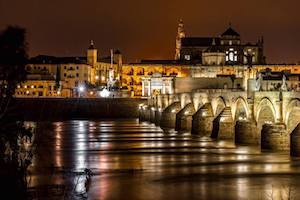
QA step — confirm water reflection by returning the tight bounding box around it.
[30,119,300,199]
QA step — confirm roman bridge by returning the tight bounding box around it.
[139,89,300,152]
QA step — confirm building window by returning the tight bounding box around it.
[64,66,67,69]
[76,73,79,77]
[76,66,79,70]
[184,55,191,60]
[229,40,232,45]
[64,73,66,77]
[226,48,238,62]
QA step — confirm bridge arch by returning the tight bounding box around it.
[285,98,300,133]
[212,96,226,116]
[233,97,249,121]
[256,97,276,126]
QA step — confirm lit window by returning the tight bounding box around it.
[229,52,234,61]
[184,55,191,60]
[226,48,238,62]
[229,40,232,45]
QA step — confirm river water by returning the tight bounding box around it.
[29,119,300,200]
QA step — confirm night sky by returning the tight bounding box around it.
[1,0,300,63]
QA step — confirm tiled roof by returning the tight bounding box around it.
[221,27,240,37]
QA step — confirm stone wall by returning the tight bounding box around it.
[8,98,146,121]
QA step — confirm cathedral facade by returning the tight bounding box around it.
[175,20,265,65]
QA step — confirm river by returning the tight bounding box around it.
[29,119,300,199]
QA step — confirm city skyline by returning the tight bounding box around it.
[1,0,300,63]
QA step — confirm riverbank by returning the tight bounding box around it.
[8,98,146,121]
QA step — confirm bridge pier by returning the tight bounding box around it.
[235,120,258,144]
[150,107,156,123]
[154,109,162,126]
[160,102,181,129]
[212,107,234,140]
[143,106,151,121]
[290,123,300,156]
[261,123,289,151]
[191,103,214,137]
[175,103,195,131]
[139,105,148,121]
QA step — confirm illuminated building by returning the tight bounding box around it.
[21,41,121,97]
[15,74,64,97]
[16,24,300,98]
[175,20,265,65]
[121,61,190,96]
[141,73,174,97]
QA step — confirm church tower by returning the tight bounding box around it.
[87,40,97,66]
[175,19,185,60]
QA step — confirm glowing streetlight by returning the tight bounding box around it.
[99,88,110,98]
[78,85,85,92]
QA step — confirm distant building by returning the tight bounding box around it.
[175,20,265,65]
[18,41,121,97]
[14,22,300,98]
[15,74,63,97]
[141,73,174,97]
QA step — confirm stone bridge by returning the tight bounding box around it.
[139,89,300,152]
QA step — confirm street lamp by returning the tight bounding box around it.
[78,85,85,97]
[99,88,110,98]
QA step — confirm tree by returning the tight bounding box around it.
[0,26,28,117]
[0,26,33,199]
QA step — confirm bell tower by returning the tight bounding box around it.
[175,19,185,60]
[87,40,97,66]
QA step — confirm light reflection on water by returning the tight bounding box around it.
[30,119,300,200]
